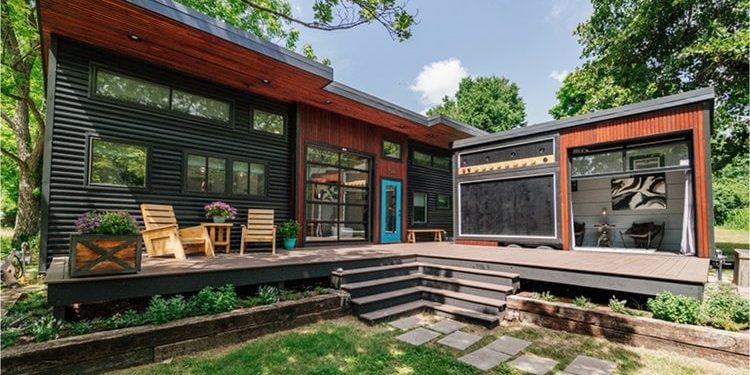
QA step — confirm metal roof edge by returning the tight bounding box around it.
[453,87,716,149]
[426,115,488,137]
[126,0,334,80]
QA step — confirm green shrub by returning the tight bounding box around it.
[724,207,750,230]
[531,291,557,302]
[1,328,22,348]
[647,292,700,324]
[31,315,60,342]
[145,295,190,324]
[67,321,93,335]
[732,297,750,325]
[107,309,148,329]
[713,177,750,227]
[699,283,750,330]
[257,285,280,304]
[608,297,645,316]
[191,285,237,315]
[574,296,595,308]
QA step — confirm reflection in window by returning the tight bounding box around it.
[413,151,432,168]
[413,192,427,223]
[570,151,622,177]
[95,70,169,109]
[571,140,690,177]
[89,139,147,187]
[383,140,401,159]
[172,90,231,122]
[433,156,451,170]
[186,154,225,193]
[253,110,285,135]
[232,161,266,196]
[437,194,451,209]
[626,142,689,170]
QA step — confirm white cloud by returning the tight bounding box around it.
[549,69,569,82]
[546,0,592,24]
[410,58,468,107]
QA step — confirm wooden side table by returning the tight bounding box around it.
[201,223,233,254]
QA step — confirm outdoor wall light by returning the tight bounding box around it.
[128,34,141,41]
[324,99,333,105]
[261,79,271,84]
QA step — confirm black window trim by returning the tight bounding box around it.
[412,149,451,171]
[88,63,236,127]
[413,191,428,224]
[182,150,268,198]
[382,139,403,161]
[85,134,151,191]
[251,108,287,137]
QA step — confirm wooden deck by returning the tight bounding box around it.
[46,242,709,316]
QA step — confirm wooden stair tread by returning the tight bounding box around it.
[350,287,422,305]
[418,286,507,307]
[418,263,520,279]
[427,302,501,323]
[419,274,514,293]
[332,261,418,276]
[340,273,421,290]
[358,300,428,322]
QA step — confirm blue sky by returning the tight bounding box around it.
[291,0,593,124]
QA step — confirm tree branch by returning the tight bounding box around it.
[240,0,369,31]
[1,146,22,166]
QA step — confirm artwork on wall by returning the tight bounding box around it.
[611,173,666,210]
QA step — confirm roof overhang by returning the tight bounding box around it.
[38,0,486,148]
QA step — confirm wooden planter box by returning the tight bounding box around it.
[69,234,142,277]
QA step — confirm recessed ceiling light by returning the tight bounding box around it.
[261,79,271,84]
[128,34,141,41]
[398,124,406,128]
[324,100,333,105]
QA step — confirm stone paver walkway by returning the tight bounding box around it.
[395,327,441,346]
[459,347,511,371]
[563,355,617,375]
[438,331,482,350]
[508,354,559,375]
[389,316,425,330]
[428,319,466,334]
[486,335,531,356]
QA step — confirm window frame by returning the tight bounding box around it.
[436,193,452,210]
[86,135,150,190]
[413,191,428,224]
[412,149,452,171]
[183,150,268,197]
[251,108,287,136]
[89,63,235,126]
[382,139,403,161]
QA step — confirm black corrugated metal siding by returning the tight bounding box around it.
[43,39,295,261]
[407,142,453,239]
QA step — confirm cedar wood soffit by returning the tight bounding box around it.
[37,0,486,149]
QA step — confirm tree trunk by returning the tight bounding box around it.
[13,165,40,244]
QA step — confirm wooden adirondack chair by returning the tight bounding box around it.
[240,209,277,255]
[140,204,215,259]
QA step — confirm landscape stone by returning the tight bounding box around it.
[389,316,425,330]
[564,355,617,375]
[438,331,482,350]
[508,354,559,375]
[458,347,511,371]
[395,328,441,346]
[428,319,467,334]
[486,335,532,356]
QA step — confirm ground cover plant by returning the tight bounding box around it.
[1,284,330,348]
[119,317,747,375]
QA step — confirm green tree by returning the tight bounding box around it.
[0,0,416,243]
[427,76,527,133]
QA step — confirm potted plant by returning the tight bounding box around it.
[279,220,300,250]
[204,201,237,223]
[69,211,142,277]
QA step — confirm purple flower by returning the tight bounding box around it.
[75,211,103,234]
[204,201,237,219]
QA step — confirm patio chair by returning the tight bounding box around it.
[240,209,277,255]
[140,204,215,259]
[574,221,585,246]
[619,221,665,249]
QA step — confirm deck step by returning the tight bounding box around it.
[350,287,422,315]
[427,302,502,327]
[343,273,513,300]
[419,263,520,287]
[332,262,420,285]
[341,274,421,298]
[419,286,506,309]
[332,261,419,276]
[358,300,428,323]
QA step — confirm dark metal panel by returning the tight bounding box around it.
[460,139,554,167]
[43,39,296,263]
[40,35,60,273]
[407,142,453,237]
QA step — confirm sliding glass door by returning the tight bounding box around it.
[305,146,371,242]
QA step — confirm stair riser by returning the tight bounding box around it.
[422,293,501,315]
[419,279,508,300]
[344,278,421,299]
[419,266,519,289]
[433,309,501,328]
[360,305,427,324]
[339,267,420,284]
[353,292,422,315]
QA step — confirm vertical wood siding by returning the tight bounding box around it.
[43,40,295,261]
[296,104,409,244]
[559,104,712,257]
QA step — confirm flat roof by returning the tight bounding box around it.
[453,87,715,149]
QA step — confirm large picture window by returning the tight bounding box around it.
[571,139,690,178]
[305,146,370,242]
[89,139,147,187]
[93,67,231,123]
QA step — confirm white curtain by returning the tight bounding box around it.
[680,171,696,256]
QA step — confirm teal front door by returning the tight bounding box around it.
[380,179,402,243]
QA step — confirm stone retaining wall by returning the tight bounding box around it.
[2,292,349,374]
[505,295,749,367]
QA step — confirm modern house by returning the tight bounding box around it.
[453,89,715,258]
[37,0,483,270]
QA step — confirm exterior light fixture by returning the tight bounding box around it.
[324,99,333,105]
[261,79,271,84]
[128,34,141,41]
[398,124,406,128]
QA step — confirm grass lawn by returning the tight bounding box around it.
[121,317,745,375]
[715,227,749,255]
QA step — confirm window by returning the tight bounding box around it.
[433,156,451,170]
[186,154,226,193]
[89,139,147,187]
[382,140,402,160]
[93,68,231,123]
[253,110,285,135]
[437,194,451,209]
[413,192,427,223]
[413,151,432,167]
[171,90,231,122]
[232,161,266,196]
[94,69,170,110]
[570,140,690,178]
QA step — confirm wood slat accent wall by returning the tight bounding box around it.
[559,104,712,258]
[296,104,409,244]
